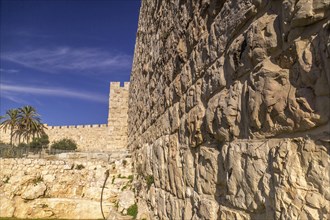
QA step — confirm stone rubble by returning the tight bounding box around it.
[0,153,134,219]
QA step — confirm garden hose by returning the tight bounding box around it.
[101,169,110,219]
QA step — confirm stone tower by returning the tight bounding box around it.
[107,82,130,150]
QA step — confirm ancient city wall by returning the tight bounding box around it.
[45,124,109,152]
[128,0,330,219]
[0,153,134,219]
[0,82,129,152]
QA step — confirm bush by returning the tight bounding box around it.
[50,138,77,151]
[0,143,26,158]
[29,134,50,151]
[127,203,138,219]
[17,143,29,148]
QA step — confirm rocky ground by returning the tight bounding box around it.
[0,152,135,219]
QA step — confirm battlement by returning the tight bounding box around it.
[46,124,108,129]
[110,81,130,90]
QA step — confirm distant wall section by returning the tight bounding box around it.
[45,124,109,152]
[0,82,130,152]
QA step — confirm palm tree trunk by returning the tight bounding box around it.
[10,127,13,147]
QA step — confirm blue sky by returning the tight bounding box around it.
[0,0,141,125]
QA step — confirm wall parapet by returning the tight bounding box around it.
[110,81,130,89]
[46,124,108,129]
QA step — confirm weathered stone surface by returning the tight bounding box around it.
[118,190,135,211]
[0,154,134,219]
[21,182,47,200]
[128,0,330,219]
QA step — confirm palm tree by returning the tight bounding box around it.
[0,109,19,146]
[17,106,45,143]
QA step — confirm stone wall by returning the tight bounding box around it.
[0,82,130,151]
[128,0,330,219]
[0,152,135,219]
[45,124,109,152]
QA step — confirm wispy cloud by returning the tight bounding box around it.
[1,47,132,74]
[0,68,20,73]
[1,83,108,103]
[8,29,108,42]
[0,91,27,104]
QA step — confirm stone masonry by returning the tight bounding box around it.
[0,82,130,152]
[128,0,330,219]
[45,124,109,152]
[108,82,130,150]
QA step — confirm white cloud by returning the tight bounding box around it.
[0,91,27,104]
[1,83,108,103]
[1,47,132,74]
[0,68,20,73]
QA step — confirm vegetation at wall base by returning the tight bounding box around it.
[127,203,138,219]
[0,134,50,158]
[29,134,50,151]
[50,138,77,151]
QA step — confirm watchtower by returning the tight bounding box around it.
[107,82,130,149]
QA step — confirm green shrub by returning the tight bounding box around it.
[127,203,138,219]
[50,138,77,151]
[17,143,29,148]
[29,134,49,150]
[0,141,10,148]
[146,175,154,190]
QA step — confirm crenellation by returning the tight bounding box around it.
[44,124,108,130]
[110,81,121,88]
[124,82,130,89]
